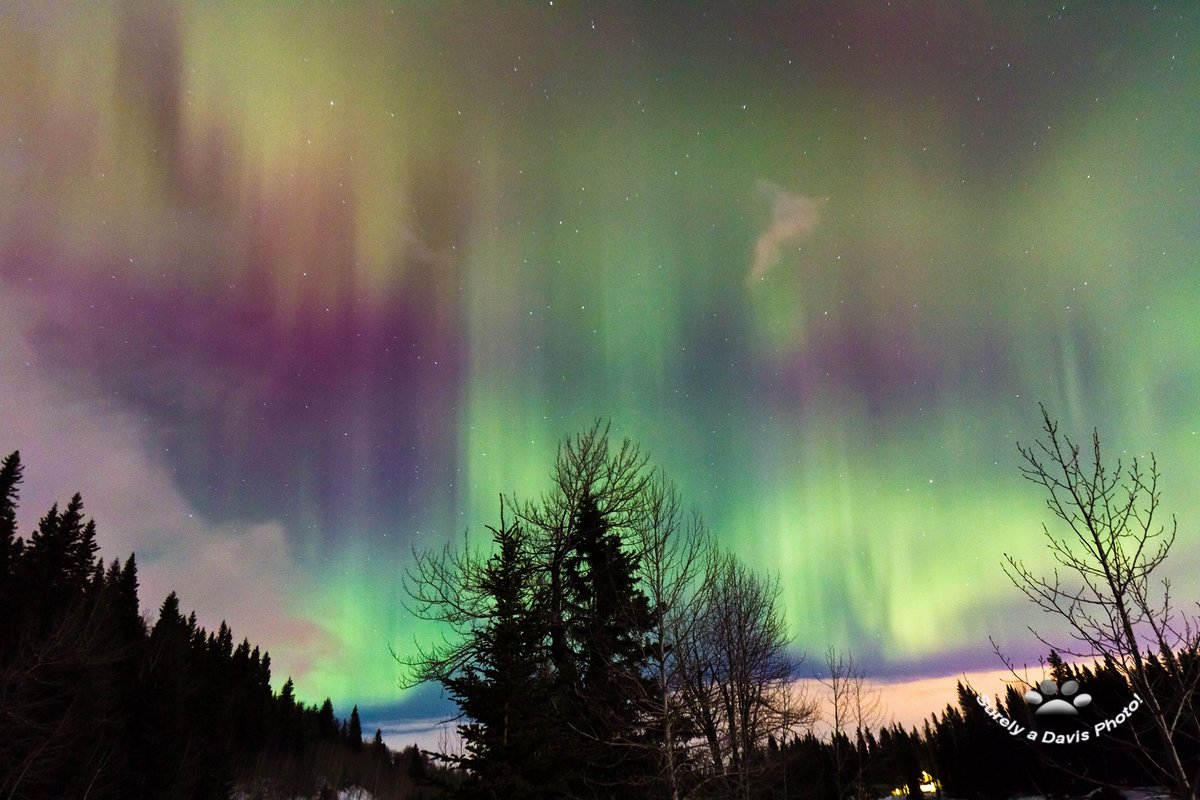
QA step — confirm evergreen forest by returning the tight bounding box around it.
[3,418,1199,799]
[0,450,441,799]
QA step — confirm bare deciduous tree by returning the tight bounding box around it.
[400,422,820,799]
[397,523,498,689]
[621,473,711,800]
[399,423,689,796]
[820,647,884,800]
[0,596,126,800]
[676,547,816,799]
[517,420,653,684]
[1005,405,1200,800]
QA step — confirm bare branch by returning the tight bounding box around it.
[1004,406,1200,800]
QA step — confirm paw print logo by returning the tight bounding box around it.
[1024,679,1092,716]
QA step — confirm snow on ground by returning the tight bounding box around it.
[334,788,375,800]
[1120,790,1174,800]
[1001,791,1172,800]
[229,787,374,800]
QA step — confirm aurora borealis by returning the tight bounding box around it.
[1,2,1198,729]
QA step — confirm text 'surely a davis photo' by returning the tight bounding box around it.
[974,678,1143,745]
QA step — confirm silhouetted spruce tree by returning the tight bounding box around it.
[781,733,835,800]
[406,425,702,796]
[442,517,558,798]
[556,491,656,794]
[1,449,408,799]
[17,494,94,632]
[895,725,926,799]
[372,728,388,760]
[924,681,1035,800]
[276,676,306,754]
[92,554,147,796]
[144,590,203,797]
[0,482,126,798]
[0,451,23,650]
[319,697,339,739]
[348,705,363,749]
[1089,656,1153,785]
[402,744,430,782]
[516,423,662,797]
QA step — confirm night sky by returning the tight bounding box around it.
[2,2,1198,730]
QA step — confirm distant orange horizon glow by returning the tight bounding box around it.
[379,665,1084,755]
[875,668,1025,730]
[800,665,1066,738]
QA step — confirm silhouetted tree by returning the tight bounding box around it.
[674,547,815,799]
[435,513,558,797]
[319,697,339,739]
[820,647,884,800]
[348,705,364,749]
[627,473,711,800]
[0,449,412,799]
[1005,406,1200,800]
[0,451,23,642]
[372,728,388,759]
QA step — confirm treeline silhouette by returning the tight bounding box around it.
[5,429,1198,800]
[768,648,1199,800]
[0,451,440,800]
[401,423,811,799]
[403,423,1199,799]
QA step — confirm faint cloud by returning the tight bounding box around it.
[369,716,461,755]
[155,520,340,682]
[0,287,337,691]
[749,180,826,283]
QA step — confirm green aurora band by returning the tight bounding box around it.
[1,3,1197,712]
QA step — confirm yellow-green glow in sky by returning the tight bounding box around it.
[1,3,1197,717]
